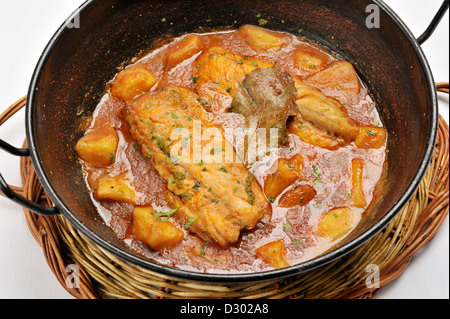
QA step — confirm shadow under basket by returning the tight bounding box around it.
[1,93,449,299]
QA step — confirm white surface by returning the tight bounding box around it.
[0,0,448,299]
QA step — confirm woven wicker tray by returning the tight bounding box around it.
[1,86,448,299]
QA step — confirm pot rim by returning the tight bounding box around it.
[24,0,438,283]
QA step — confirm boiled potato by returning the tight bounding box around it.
[132,206,184,251]
[354,126,386,149]
[96,174,137,204]
[279,184,316,208]
[264,155,303,199]
[316,208,356,240]
[293,50,326,74]
[255,239,289,269]
[238,25,287,51]
[167,34,204,67]
[351,158,367,208]
[111,66,158,100]
[75,126,118,168]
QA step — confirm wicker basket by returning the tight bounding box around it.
[1,85,448,299]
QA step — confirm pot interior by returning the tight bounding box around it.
[27,0,436,281]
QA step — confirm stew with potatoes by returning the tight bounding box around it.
[75,25,387,273]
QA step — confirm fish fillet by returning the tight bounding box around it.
[123,86,271,247]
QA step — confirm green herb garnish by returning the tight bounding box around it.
[184,218,196,229]
[258,18,268,26]
[219,166,228,173]
[152,208,177,222]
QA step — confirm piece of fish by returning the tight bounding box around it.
[293,79,359,143]
[123,86,271,248]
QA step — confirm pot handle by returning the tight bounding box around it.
[0,98,59,216]
[436,82,449,94]
[417,0,449,45]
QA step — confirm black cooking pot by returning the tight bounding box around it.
[1,0,448,283]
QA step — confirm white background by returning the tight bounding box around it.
[0,0,448,299]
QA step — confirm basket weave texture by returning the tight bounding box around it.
[1,87,448,299]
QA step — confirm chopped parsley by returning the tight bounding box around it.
[211,148,224,155]
[346,190,351,199]
[245,176,255,206]
[192,181,201,190]
[197,98,207,105]
[312,165,321,177]
[258,18,268,26]
[283,220,292,230]
[219,166,228,173]
[179,192,193,200]
[152,208,177,222]
[184,218,196,229]
[200,243,208,256]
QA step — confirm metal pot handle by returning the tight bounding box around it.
[417,0,449,45]
[0,97,59,216]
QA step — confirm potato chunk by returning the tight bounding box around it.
[293,49,327,74]
[75,126,118,168]
[354,126,387,149]
[316,208,356,240]
[351,159,367,208]
[111,66,158,100]
[279,184,316,208]
[255,239,289,269]
[96,174,137,204]
[238,25,287,51]
[167,34,204,67]
[264,155,303,199]
[132,206,184,251]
